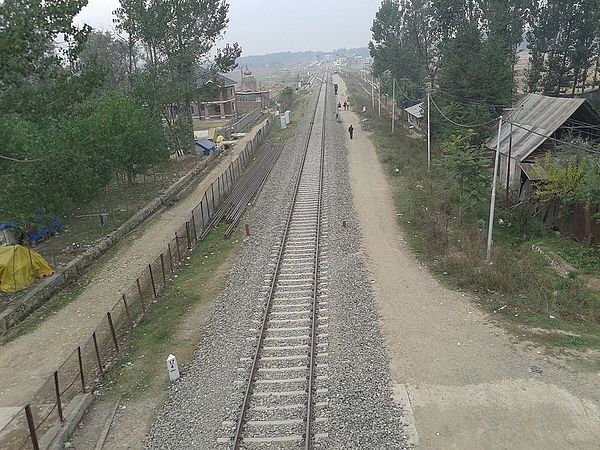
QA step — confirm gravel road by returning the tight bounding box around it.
[145,84,407,449]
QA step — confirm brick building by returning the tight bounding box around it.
[192,67,238,120]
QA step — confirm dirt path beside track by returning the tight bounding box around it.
[0,119,270,409]
[335,74,600,450]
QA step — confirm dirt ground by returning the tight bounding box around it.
[0,119,270,410]
[335,75,600,450]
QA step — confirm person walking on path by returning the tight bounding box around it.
[343,100,348,111]
[348,124,354,140]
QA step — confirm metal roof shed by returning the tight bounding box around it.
[405,102,424,129]
[487,93,600,192]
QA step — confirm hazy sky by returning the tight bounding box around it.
[75,0,382,55]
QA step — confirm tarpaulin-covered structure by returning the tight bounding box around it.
[0,245,54,293]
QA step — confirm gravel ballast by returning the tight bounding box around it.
[145,82,407,449]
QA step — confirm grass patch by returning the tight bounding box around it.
[343,71,600,349]
[102,224,241,401]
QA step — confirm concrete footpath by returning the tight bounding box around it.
[0,118,271,414]
[335,74,600,450]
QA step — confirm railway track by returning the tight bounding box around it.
[219,71,330,449]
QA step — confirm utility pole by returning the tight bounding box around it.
[378,78,381,118]
[486,116,503,263]
[391,78,396,134]
[427,91,431,171]
[504,106,523,209]
[371,74,375,110]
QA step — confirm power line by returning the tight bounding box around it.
[429,95,499,128]
[503,119,600,155]
[432,88,512,108]
[0,154,44,163]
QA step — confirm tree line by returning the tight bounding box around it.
[0,0,240,220]
[369,0,600,135]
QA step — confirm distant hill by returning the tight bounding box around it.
[236,47,370,70]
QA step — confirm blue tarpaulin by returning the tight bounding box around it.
[195,139,216,156]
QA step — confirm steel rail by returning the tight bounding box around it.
[305,69,328,450]
[231,71,327,450]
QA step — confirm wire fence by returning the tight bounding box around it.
[0,115,275,450]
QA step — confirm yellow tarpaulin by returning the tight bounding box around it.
[0,245,53,293]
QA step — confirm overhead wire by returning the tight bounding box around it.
[429,95,499,128]
[0,154,44,163]
[502,119,600,155]
[432,88,512,108]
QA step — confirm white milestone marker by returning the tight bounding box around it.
[167,354,180,382]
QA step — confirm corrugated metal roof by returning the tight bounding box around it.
[405,102,424,119]
[519,162,547,181]
[488,94,586,162]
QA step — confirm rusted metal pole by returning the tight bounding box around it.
[244,224,250,237]
[107,312,119,353]
[122,294,132,324]
[160,254,167,287]
[78,346,85,393]
[136,278,146,313]
[148,264,157,298]
[202,191,209,217]
[191,214,198,242]
[175,233,181,262]
[92,332,103,374]
[200,200,206,229]
[168,243,174,273]
[211,183,216,212]
[185,222,191,250]
[25,405,40,450]
[54,371,64,421]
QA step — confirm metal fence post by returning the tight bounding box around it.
[54,371,64,421]
[160,253,167,287]
[136,278,146,313]
[200,200,206,229]
[185,222,191,250]
[25,405,40,450]
[217,176,221,203]
[175,233,182,262]
[122,294,132,325]
[107,312,119,353]
[211,183,216,212]
[148,264,157,298]
[92,331,103,374]
[168,243,174,273]
[78,346,85,393]
[191,214,198,242]
[202,191,209,217]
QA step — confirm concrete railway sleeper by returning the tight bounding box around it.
[219,70,330,450]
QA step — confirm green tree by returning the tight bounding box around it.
[114,0,241,154]
[0,0,90,91]
[438,130,492,223]
[279,87,295,111]
[369,0,431,99]
[527,0,600,95]
[78,31,133,92]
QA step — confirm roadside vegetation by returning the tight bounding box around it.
[0,0,241,243]
[359,0,600,349]
[102,224,241,402]
[345,73,600,350]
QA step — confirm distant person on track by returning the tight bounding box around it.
[348,124,354,140]
[343,101,348,111]
[338,101,342,110]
